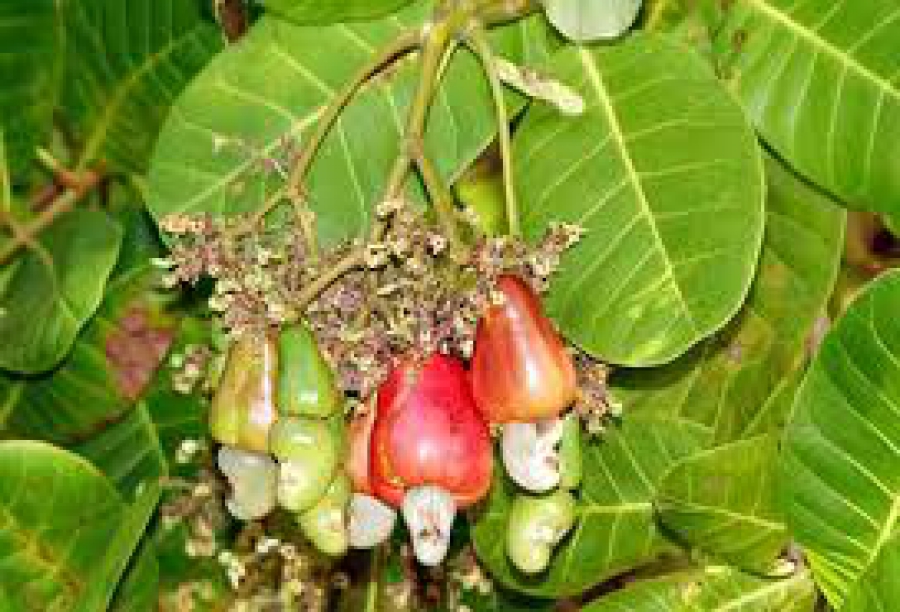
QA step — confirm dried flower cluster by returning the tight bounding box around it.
[159,202,588,399]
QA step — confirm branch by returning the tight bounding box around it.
[466,26,520,236]
[0,166,104,266]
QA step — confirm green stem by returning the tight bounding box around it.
[241,31,421,235]
[364,545,384,612]
[413,145,464,257]
[466,26,520,237]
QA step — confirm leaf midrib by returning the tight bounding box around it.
[576,48,698,336]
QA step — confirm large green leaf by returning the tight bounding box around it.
[261,0,417,24]
[657,435,788,573]
[516,34,765,367]
[1,210,177,446]
[64,0,223,172]
[76,482,161,612]
[779,269,900,607]
[473,415,707,598]
[707,0,900,215]
[0,441,151,610]
[582,566,816,611]
[612,155,845,439]
[842,535,900,612]
[147,3,548,247]
[0,209,123,374]
[0,0,65,175]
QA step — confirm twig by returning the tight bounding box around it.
[466,26,520,236]
[0,166,104,266]
[214,0,248,43]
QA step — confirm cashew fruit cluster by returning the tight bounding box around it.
[209,275,584,573]
[210,324,350,556]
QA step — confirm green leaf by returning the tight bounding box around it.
[74,316,210,495]
[842,535,900,612]
[541,0,641,42]
[778,269,900,607]
[0,209,123,374]
[707,0,900,215]
[612,155,845,439]
[261,0,417,24]
[147,3,547,247]
[1,210,178,451]
[884,213,900,240]
[656,435,788,573]
[516,34,765,367]
[64,0,223,172]
[472,415,707,598]
[582,566,816,611]
[76,481,161,612]
[0,0,65,176]
[0,441,149,610]
[110,540,160,612]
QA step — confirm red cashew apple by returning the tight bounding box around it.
[347,404,377,496]
[471,274,577,423]
[369,353,493,565]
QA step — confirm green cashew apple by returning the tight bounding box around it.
[209,333,279,454]
[269,416,340,512]
[278,323,341,418]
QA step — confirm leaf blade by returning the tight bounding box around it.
[517,35,765,366]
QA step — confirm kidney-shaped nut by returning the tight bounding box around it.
[401,485,457,567]
[298,472,352,556]
[217,446,278,520]
[348,493,397,549]
[501,417,565,493]
[506,488,576,574]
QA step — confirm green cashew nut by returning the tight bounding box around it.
[559,413,582,490]
[506,489,576,575]
[299,472,352,556]
[269,416,340,512]
[277,323,341,418]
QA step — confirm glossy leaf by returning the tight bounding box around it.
[613,155,845,440]
[147,3,549,246]
[583,566,816,611]
[657,435,788,573]
[0,441,151,610]
[261,0,417,24]
[0,213,177,446]
[0,209,123,373]
[516,35,765,366]
[110,541,160,612]
[63,0,223,172]
[779,269,900,607]
[541,0,641,42]
[77,482,161,612]
[473,415,707,597]
[842,535,900,612]
[0,0,64,175]
[707,0,900,214]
